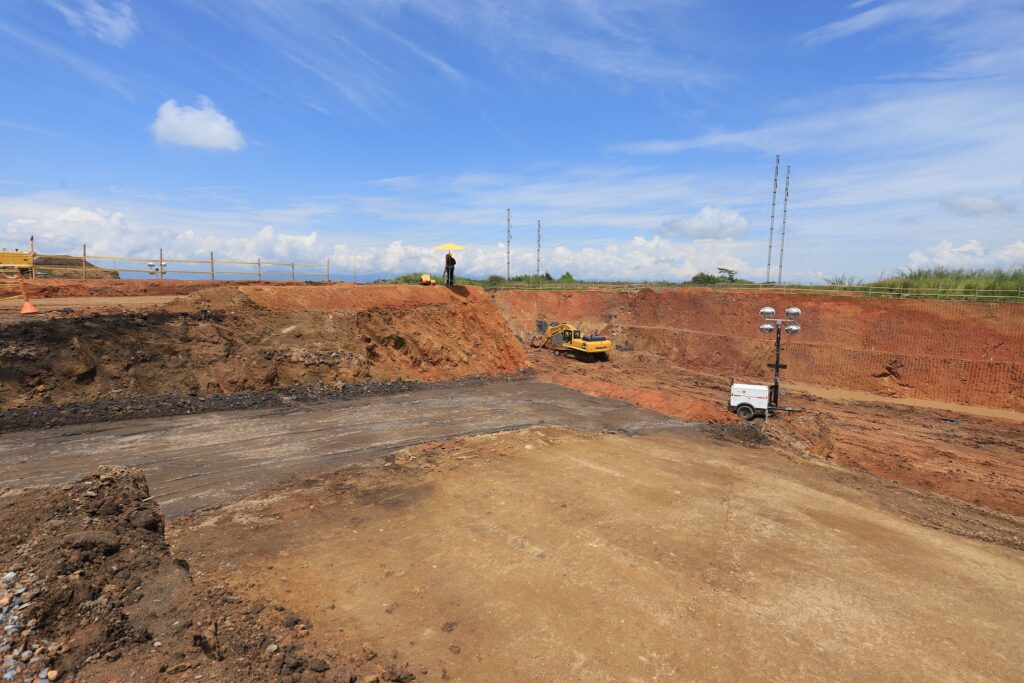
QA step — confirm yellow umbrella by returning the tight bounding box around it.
[432,243,465,251]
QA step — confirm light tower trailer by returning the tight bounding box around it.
[728,383,772,420]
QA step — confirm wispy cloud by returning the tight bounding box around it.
[797,0,972,47]
[0,18,132,98]
[48,0,138,46]
[940,193,1015,216]
[182,0,713,119]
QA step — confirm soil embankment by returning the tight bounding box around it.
[0,284,528,412]
[0,468,411,682]
[494,288,1024,411]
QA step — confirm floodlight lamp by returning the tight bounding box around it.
[784,323,801,335]
[785,307,801,319]
[759,306,776,318]
[759,323,775,334]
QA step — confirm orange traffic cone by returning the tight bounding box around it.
[19,280,40,315]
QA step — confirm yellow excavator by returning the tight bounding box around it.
[531,322,611,362]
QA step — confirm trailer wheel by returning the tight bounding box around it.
[736,404,755,421]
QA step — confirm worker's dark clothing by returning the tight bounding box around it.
[444,254,456,285]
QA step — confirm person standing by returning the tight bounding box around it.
[444,251,456,285]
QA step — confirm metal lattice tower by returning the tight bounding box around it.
[765,154,780,284]
[777,166,791,285]
[506,208,512,280]
[536,220,541,279]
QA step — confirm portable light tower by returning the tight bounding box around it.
[758,305,801,407]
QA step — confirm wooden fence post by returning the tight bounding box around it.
[159,248,164,280]
[82,244,87,279]
[326,258,331,282]
[210,252,215,281]
[29,235,36,279]
[291,262,295,281]
[257,257,262,282]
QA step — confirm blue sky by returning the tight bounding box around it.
[1,0,1023,281]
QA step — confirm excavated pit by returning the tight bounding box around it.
[2,281,1023,681]
[493,287,1024,411]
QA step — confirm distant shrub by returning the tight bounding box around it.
[824,274,864,286]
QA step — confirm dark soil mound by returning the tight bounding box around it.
[0,468,413,682]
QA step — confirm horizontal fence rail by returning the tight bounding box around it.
[12,243,332,282]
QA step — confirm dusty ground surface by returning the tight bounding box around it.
[20,278,318,299]
[0,468,413,683]
[0,382,682,517]
[167,426,1024,682]
[528,347,1024,517]
[0,296,181,318]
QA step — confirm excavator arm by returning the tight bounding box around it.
[530,323,575,348]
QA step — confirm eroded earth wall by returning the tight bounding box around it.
[494,288,1024,410]
[0,284,528,410]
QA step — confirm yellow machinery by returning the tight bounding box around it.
[531,322,611,362]
[0,249,33,277]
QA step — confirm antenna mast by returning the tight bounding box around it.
[777,166,791,285]
[506,208,511,280]
[765,154,780,284]
[536,220,541,280]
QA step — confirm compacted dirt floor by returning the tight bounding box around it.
[167,426,1024,682]
[530,348,1024,518]
[0,382,681,517]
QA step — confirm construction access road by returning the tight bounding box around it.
[0,381,682,517]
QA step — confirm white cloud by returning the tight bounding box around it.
[797,0,971,47]
[150,97,245,151]
[940,193,1014,216]
[908,239,1024,268]
[656,207,750,238]
[332,236,752,282]
[49,0,138,46]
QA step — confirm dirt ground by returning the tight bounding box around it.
[529,347,1024,517]
[0,382,682,517]
[3,283,1024,681]
[0,468,409,683]
[167,427,1024,682]
[0,296,181,318]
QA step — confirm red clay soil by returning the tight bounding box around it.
[538,374,733,423]
[494,288,1024,411]
[21,278,330,299]
[0,284,528,410]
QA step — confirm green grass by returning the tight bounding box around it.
[381,271,574,287]
[870,267,1024,294]
[379,267,1024,301]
